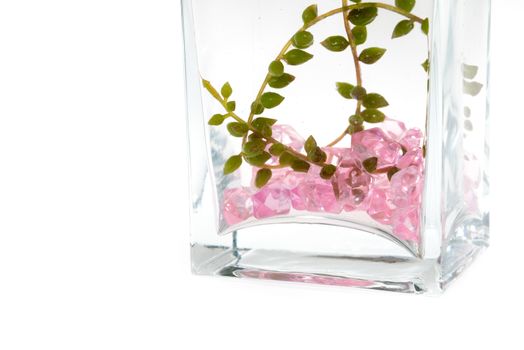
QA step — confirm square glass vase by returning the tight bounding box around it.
[182,0,491,294]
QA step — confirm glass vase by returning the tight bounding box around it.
[182,0,491,294]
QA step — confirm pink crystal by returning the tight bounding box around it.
[389,166,423,208]
[351,128,403,170]
[252,184,291,219]
[392,207,420,241]
[366,188,394,225]
[400,128,423,151]
[381,118,407,141]
[288,166,342,214]
[334,165,372,211]
[397,149,424,170]
[223,188,253,225]
[271,125,305,152]
[323,147,353,166]
[304,179,342,214]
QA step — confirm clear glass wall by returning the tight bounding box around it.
[183,0,491,293]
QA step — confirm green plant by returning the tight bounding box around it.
[203,1,429,188]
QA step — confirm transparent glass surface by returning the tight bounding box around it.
[182,0,491,293]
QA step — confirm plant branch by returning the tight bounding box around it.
[245,2,424,148]
[203,79,329,169]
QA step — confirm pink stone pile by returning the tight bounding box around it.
[222,118,425,242]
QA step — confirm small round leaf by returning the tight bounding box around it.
[361,109,386,123]
[321,36,350,52]
[348,7,378,26]
[363,93,389,108]
[320,164,337,180]
[302,4,318,24]
[224,155,242,175]
[351,86,367,100]
[268,73,295,89]
[291,159,311,173]
[268,60,284,77]
[283,49,314,66]
[359,47,387,64]
[226,122,248,137]
[392,20,414,39]
[292,31,314,49]
[208,114,225,126]
[395,0,416,12]
[336,82,355,99]
[255,168,272,188]
[352,26,367,45]
[250,101,265,115]
[221,82,232,99]
[261,92,285,109]
[362,157,378,173]
[421,18,429,35]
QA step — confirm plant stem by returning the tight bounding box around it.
[342,0,362,88]
[327,0,365,148]
[203,80,328,169]
[245,2,424,147]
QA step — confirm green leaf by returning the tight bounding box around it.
[362,157,378,173]
[304,136,317,154]
[248,133,263,142]
[352,26,367,45]
[269,143,286,156]
[307,147,327,163]
[359,47,386,64]
[250,101,265,115]
[243,139,267,157]
[202,79,222,101]
[292,31,314,49]
[291,159,311,173]
[224,155,242,175]
[252,117,276,138]
[302,4,318,24]
[320,164,337,180]
[463,81,483,96]
[351,86,367,100]
[268,74,295,89]
[321,36,350,52]
[462,64,479,80]
[347,124,364,135]
[348,7,378,26]
[226,101,236,112]
[208,114,225,126]
[278,151,297,166]
[255,168,272,188]
[244,152,272,167]
[421,58,429,72]
[348,114,364,126]
[226,122,248,137]
[421,18,429,35]
[392,20,414,38]
[363,93,389,108]
[221,82,232,99]
[260,92,285,109]
[283,49,314,66]
[395,0,416,12]
[361,108,386,123]
[252,117,277,127]
[387,167,400,181]
[336,82,355,99]
[268,60,284,77]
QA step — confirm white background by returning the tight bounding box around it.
[0,1,522,349]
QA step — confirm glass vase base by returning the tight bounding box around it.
[191,243,486,295]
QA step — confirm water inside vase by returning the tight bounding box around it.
[192,0,436,256]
